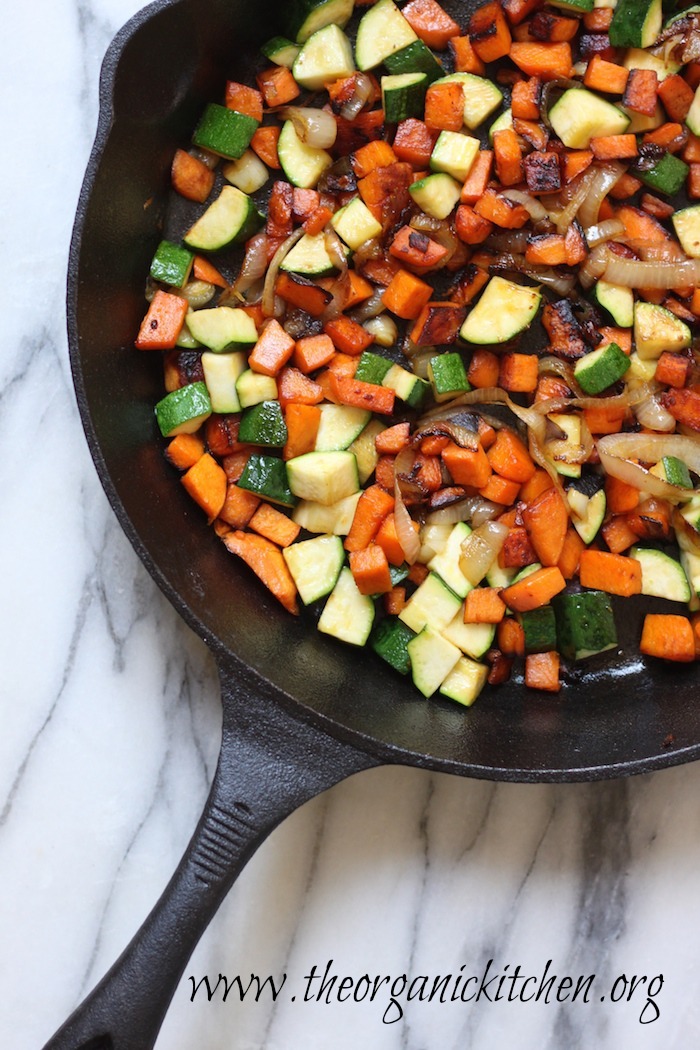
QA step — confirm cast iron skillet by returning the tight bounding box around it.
[48,0,700,1045]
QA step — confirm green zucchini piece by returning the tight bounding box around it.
[427,522,474,599]
[286,450,360,505]
[150,240,194,288]
[460,276,541,345]
[686,84,700,137]
[155,381,212,437]
[439,656,488,706]
[238,454,296,507]
[442,612,496,660]
[331,197,383,251]
[518,606,557,654]
[186,306,258,353]
[635,151,689,196]
[548,413,583,480]
[629,547,691,603]
[609,0,663,48]
[261,36,301,67]
[548,88,630,149]
[634,302,691,359]
[409,172,462,220]
[277,119,333,189]
[382,363,429,408]
[399,572,462,634]
[222,150,269,195]
[407,626,462,697]
[184,186,263,252]
[355,0,418,71]
[574,342,631,395]
[293,23,355,91]
[238,400,288,447]
[201,350,246,413]
[283,0,354,44]
[384,39,444,83]
[672,204,700,258]
[553,590,618,661]
[315,404,371,452]
[354,351,393,386]
[592,280,634,328]
[192,103,259,159]
[650,456,693,489]
[283,534,345,605]
[318,566,375,646]
[430,130,480,181]
[428,352,470,402]
[371,616,416,675]
[280,232,345,277]
[623,47,679,82]
[381,72,428,122]
[236,369,278,408]
[567,487,606,544]
[292,490,361,535]
[348,418,385,485]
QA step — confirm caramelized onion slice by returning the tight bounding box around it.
[597,433,700,504]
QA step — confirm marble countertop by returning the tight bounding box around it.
[5,2,700,1047]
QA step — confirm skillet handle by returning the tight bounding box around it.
[42,656,381,1050]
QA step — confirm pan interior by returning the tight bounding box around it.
[68,0,700,781]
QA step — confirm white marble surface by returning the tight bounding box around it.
[5,2,700,1048]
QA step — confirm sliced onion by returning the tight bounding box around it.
[547,166,598,232]
[485,230,530,253]
[603,253,700,289]
[351,287,386,322]
[232,231,269,296]
[363,314,397,347]
[459,520,509,586]
[425,495,501,526]
[339,72,374,121]
[393,447,421,564]
[634,392,677,432]
[584,218,625,247]
[179,280,216,308]
[577,162,625,228]
[261,227,305,317]
[578,243,611,288]
[278,106,337,149]
[413,418,480,451]
[501,189,547,222]
[410,350,435,380]
[597,433,700,503]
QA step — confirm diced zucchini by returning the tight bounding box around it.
[382,72,428,122]
[609,0,663,48]
[315,404,371,451]
[430,130,480,182]
[442,612,495,659]
[260,35,300,67]
[175,315,201,350]
[384,39,444,83]
[680,546,700,599]
[629,547,691,603]
[354,351,393,386]
[371,616,416,675]
[552,590,618,661]
[548,413,583,479]
[293,23,355,91]
[634,302,691,359]
[355,0,418,71]
[418,523,453,563]
[460,276,541,345]
[439,656,488,707]
[650,456,693,490]
[286,450,360,505]
[150,240,194,288]
[186,306,258,352]
[283,0,354,44]
[238,400,288,447]
[222,150,269,195]
[427,522,474,599]
[672,205,700,259]
[277,119,333,189]
[409,173,462,220]
[201,350,246,413]
[432,72,503,129]
[488,108,513,143]
[292,490,362,534]
[548,88,630,149]
[567,486,606,543]
[399,572,462,634]
[184,186,263,252]
[518,606,557,654]
[331,197,383,251]
[238,453,296,506]
[192,103,259,159]
[318,566,375,646]
[592,280,634,328]
[428,352,470,402]
[407,626,462,698]
[236,369,278,408]
[280,232,346,277]
[155,381,212,437]
[283,534,345,605]
[348,418,385,484]
[687,83,700,137]
[574,342,630,395]
[382,363,429,407]
[623,47,679,82]
[636,152,689,196]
